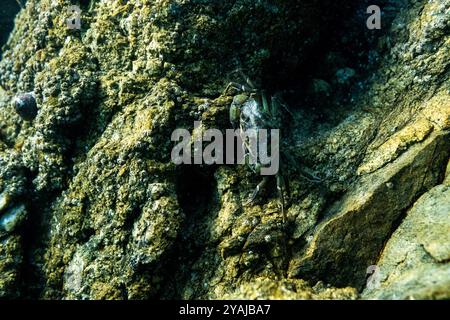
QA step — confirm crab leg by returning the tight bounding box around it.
[235,69,257,90]
[271,95,294,117]
[244,177,269,206]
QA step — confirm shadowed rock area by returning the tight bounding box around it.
[0,0,448,299]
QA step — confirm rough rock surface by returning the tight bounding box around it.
[0,0,448,299]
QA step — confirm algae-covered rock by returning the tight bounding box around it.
[0,0,448,299]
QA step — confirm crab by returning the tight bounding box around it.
[224,76,292,222]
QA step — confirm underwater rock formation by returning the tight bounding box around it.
[0,0,448,299]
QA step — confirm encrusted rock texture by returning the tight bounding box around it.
[0,0,448,299]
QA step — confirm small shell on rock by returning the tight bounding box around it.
[14,92,38,121]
